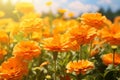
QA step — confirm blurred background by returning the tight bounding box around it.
[0,0,120,21]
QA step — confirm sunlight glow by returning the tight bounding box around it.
[2,0,33,4]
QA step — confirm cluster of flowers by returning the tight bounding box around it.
[0,2,120,80]
[0,41,41,80]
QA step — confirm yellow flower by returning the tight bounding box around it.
[0,18,13,26]
[0,30,9,44]
[68,12,74,18]
[46,1,52,6]
[0,11,5,17]
[21,12,41,20]
[15,2,34,14]
[20,18,43,35]
[58,8,67,14]
[52,19,68,34]
[31,32,42,42]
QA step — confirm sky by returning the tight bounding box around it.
[2,0,120,17]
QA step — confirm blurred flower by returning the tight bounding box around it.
[0,49,7,60]
[100,24,120,45]
[21,12,41,20]
[90,49,99,57]
[81,13,106,29]
[53,19,68,34]
[104,18,112,27]
[68,12,74,18]
[0,11,5,18]
[4,21,18,33]
[68,25,97,45]
[0,57,28,80]
[42,27,52,38]
[102,53,120,66]
[114,16,120,25]
[20,18,43,36]
[66,60,94,75]
[9,23,21,42]
[31,32,42,42]
[0,30,9,44]
[13,41,41,61]
[42,17,52,38]
[58,8,67,14]
[66,19,79,29]
[15,2,34,14]
[0,18,13,27]
[46,1,52,6]
[46,75,51,79]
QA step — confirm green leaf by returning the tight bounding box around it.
[104,71,117,80]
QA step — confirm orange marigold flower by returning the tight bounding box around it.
[42,34,68,52]
[114,16,120,25]
[102,53,120,66]
[13,41,41,61]
[20,18,43,35]
[0,57,28,80]
[0,30,9,44]
[66,60,94,75]
[68,25,97,45]
[81,13,106,29]
[100,24,120,45]
[0,49,7,60]
[15,2,34,14]
[42,33,78,52]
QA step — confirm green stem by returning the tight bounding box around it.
[49,10,53,35]
[53,52,58,80]
[111,45,117,67]
[89,40,93,59]
[54,58,57,80]
[76,74,82,80]
[79,45,82,60]
[113,49,115,67]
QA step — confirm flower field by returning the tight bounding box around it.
[0,1,120,80]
